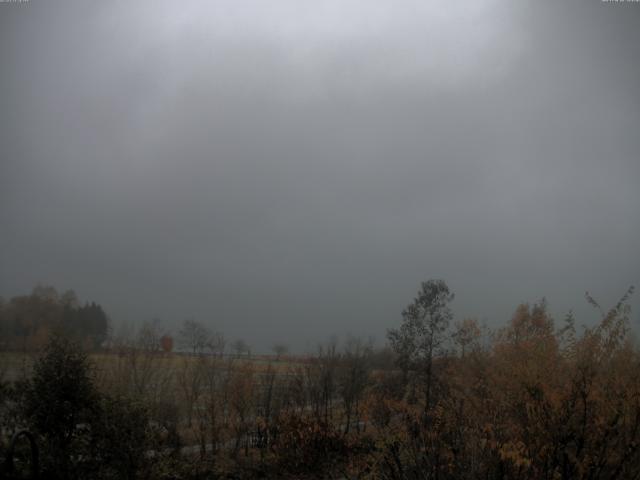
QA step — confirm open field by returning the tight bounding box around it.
[0,350,306,383]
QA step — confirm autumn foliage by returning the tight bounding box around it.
[367,286,639,480]
[0,286,108,351]
[1,282,638,480]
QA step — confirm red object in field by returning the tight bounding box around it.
[160,334,173,353]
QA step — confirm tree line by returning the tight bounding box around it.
[0,280,638,479]
[0,285,109,351]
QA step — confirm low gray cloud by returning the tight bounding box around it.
[1,0,638,351]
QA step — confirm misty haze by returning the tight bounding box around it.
[1,1,639,479]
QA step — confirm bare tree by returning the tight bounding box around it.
[387,279,454,412]
[451,318,481,358]
[228,362,255,458]
[186,332,227,456]
[339,336,373,434]
[179,318,212,354]
[305,338,340,426]
[177,354,204,428]
[256,364,280,456]
[117,320,173,407]
[272,343,289,360]
[232,339,251,358]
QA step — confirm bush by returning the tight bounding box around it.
[18,336,99,478]
[16,335,159,480]
[90,395,158,480]
[270,413,348,475]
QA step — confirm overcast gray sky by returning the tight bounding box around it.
[1,0,639,352]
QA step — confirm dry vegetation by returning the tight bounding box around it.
[1,281,639,479]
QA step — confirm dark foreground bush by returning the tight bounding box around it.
[269,413,349,475]
[13,336,160,480]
